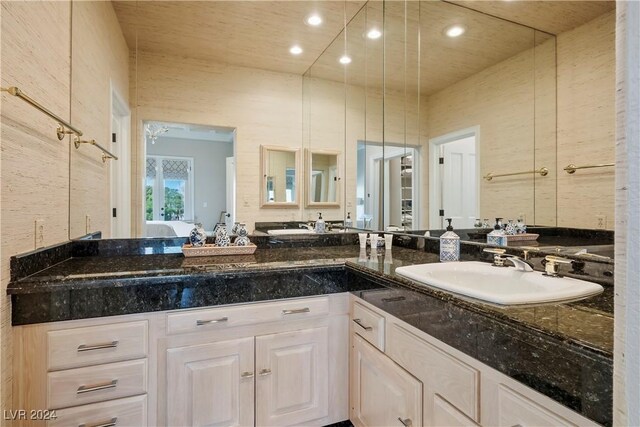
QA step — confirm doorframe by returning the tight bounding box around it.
[428,126,480,229]
[110,83,131,238]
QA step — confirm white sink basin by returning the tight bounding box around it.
[395,261,603,306]
[267,229,315,235]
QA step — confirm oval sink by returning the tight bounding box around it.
[395,261,603,306]
[267,229,315,235]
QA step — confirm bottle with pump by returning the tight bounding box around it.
[345,212,353,229]
[314,212,326,234]
[487,217,508,246]
[440,218,460,262]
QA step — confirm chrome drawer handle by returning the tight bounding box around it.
[282,307,310,315]
[398,417,412,427]
[77,341,119,352]
[353,318,373,331]
[241,371,254,379]
[258,368,272,376]
[77,379,118,394]
[196,317,228,326]
[79,417,118,427]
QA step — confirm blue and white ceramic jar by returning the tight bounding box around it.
[189,224,207,247]
[236,223,248,237]
[215,225,231,247]
[235,236,251,246]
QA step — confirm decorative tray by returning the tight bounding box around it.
[182,243,258,257]
[505,233,539,242]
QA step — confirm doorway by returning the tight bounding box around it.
[110,86,131,238]
[429,127,480,229]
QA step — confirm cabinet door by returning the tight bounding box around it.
[166,337,254,427]
[255,326,329,426]
[351,334,422,427]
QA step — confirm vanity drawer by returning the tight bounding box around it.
[47,321,148,371]
[352,301,385,351]
[167,297,330,335]
[496,384,576,427]
[47,359,147,410]
[47,394,147,427]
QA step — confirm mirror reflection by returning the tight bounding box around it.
[144,121,235,237]
[262,146,299,207]
[308,151,340,205]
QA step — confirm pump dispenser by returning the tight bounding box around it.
[440,218,460,262]
[487,217,508,246]
[314,212,326,234]
[345,212,353,229]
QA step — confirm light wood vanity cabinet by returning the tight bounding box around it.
[12,294,349,427]
[350,297,599,427]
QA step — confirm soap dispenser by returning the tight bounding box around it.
[487,217,508,246]
[315,212,326,234]
[440,218,460,262]
[345,212,353,229]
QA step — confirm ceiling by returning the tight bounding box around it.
[447,0,615,35]
[112,1,366,76]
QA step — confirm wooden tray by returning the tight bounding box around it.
[505,233,539,242]
[182,243,257,257]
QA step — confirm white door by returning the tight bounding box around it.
[166,337,254,427]
[255,327,329,426]
[110,90,131,238]
[351,334,423,427]
[431,132,478,229]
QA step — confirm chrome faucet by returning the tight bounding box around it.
[483,248,534,272]
[299,222,314,231]
[543,255,573,277]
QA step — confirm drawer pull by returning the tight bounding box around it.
[282,307,310,315]
[77,379,118,394]
[258,368,272,376]
[79,417,118,427]
[398,417,412,427]
[353,318,373,331]
[77,341,119,352]
[241,371,254,379]
[196,317,229,326]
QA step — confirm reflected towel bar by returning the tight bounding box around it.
[1,86,82,139]
[483,167,548,181]
[564,163,614,174]
[74,139,118,162]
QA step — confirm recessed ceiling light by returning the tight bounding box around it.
[445,25,466,38]
[339,55,352,65]
[290,45,303,55]
[306,14,322,26]
[367,28,382,39]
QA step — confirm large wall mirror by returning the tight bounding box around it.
[68,1,614,255]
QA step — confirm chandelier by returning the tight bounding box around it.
[145,123,169,144]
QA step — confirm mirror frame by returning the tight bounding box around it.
[260,145,301,208]
[306,148,342,208]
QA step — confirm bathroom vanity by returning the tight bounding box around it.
[7,238,612,427]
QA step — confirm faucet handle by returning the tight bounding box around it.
[544,255,572,277]
[484,248,507,267]
[483,248,506,255]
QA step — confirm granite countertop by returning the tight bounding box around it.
[8,245,613,357]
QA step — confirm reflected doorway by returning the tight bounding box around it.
[143,121,235,237]
[429,127,479,229]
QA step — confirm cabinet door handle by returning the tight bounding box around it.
[282,307,310,315]
[196,317,228,326]
[353,318,373,331]
[77,341,119,352]
[79,417,118,427]
[241,371,254,379]
[398,417,412,427]
[382,296,406,302]
[77,379,118,394]
[258,368,272,376]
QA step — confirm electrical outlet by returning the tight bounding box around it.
[85,215,91,233]
[35,219,44,248]
[596,215,607,230]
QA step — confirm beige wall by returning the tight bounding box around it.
[0,0,128,410]
[557,11,615,230]
[131,51,305,234]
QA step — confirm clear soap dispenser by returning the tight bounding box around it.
[440,218,460,262]
[314,212,326,234]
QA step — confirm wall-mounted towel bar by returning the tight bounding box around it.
[483,167,548,181]
[1,85,117,162]
[564,163,614,174]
